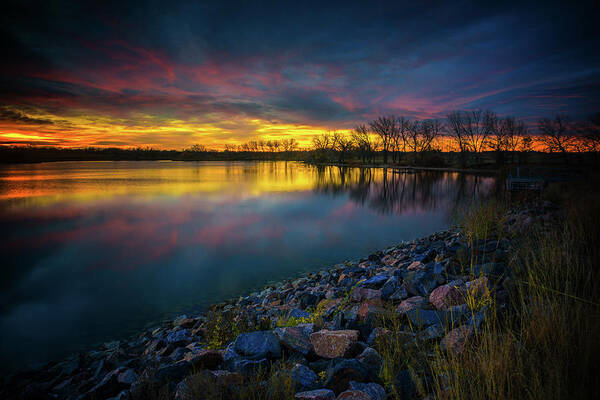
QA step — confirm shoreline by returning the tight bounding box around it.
[2,201,553,400]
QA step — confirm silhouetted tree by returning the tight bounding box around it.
[332,132,354,163]
[369,116,397,164]
[538,115,574,164]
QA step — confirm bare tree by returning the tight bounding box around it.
[369,116,398,164]
[281,138,298,152]
[421,119,442,152]
[332,132,355,163]
[224,144,236,152]
[351,124,374,163]
[446,111,469,167]
[538,115,574,164]
[188,144,207,152]
[395,116,410,163]
[580,112,600,154]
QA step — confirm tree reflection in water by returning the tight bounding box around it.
[313,165,501,216]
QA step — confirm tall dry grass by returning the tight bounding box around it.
[378,179,600,399]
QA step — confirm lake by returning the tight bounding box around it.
[0,161,498,372]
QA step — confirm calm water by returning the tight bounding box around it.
[0,161,497,371]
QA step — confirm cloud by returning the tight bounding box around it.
[0,0,598,147]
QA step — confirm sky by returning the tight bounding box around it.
[1,0,599,149]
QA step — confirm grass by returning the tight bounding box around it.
[376,178,600,399]
[203,307,271,350]
[178,361,295,400]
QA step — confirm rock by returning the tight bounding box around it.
[184,349,223,369]
[389,286,408,301]
[291,363,319,391]
[407,261,425,271]
[405,308,446,328]
[441,325,474,354]
[380,277,398,300]
[289,308,312,319]
[351,288,382,303]
[155,360,192,382]
[166,329,191,345]
[228,358,270,375]
[396,296,428,313]
[274,325,315,356]
[356,304,390,323]
[117,368,138,385]
[310,330,359,359]
[87,368,132,398]
[295,389,336,400]
[347,381,386,400]
[325,358,371,394]
[366,328,390,346]
[233,331,282,360]
[337,391,372,399]
[429,281,466,310]
[401,270,437,296]
[418,324,444,341]
[360,275,388,289]
[299,292,322,309]
[356,347,382,373]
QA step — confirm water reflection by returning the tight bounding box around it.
[0,161,497,372]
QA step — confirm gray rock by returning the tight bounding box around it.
[295,389,336,400]
[291,363,319,391]
[405,308,446,328]
[325,358,371,394]
[380,277,398,300]
[166,329,191,345]
[348,381,386,400]
[360,275,388,289]
[155,360,191,382]
[233,331,282,360]
[274,326,314,356]
[356,347,382,374]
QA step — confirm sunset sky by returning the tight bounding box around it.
[1,0,599,149]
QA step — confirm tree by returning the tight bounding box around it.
[446,111,469,167]
[369,116,397,164]
[332,132,355,163]
[421,119,442,153]
[446,110,492,166]
[188,144,207,152]
[281,138,298,152]
[224,144,236,152]
[538,115,574,164]
[351,124,374,163]
[580,112,600,154]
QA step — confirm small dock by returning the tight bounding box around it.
[508,167,546,192]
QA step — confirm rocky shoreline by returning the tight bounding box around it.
[1,202,559,400]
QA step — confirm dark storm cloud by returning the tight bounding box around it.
[1,0,599,145]
[0,108,53,125]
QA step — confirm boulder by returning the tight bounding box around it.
[380,277,398,300]
[166,329,191,345]
[347,381,386,400]
[351,288,382,304]
[184,349,223,369]
[324,358,371,394]
[356,347,382,374]
[337,391,371,399]
[233,331,282,360]
[155,360,192,382]
[441,325,474,354]
[360,275,388,289]
[405,309,446,328]
[396,296,428,313]
[291,363,319,391]
[429,281,466,310]
[310,330,359,359]
[295,389,336,400]
[274,325,314,356]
